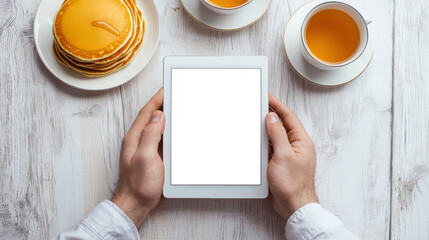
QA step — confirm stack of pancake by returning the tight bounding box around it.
[53,0,144,77]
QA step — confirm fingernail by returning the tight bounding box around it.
[268,112,278,123]
[150,111,162,122]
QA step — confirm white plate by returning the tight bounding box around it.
[34,0,160,90]
[181,0,271,31]
[284,0,373,87]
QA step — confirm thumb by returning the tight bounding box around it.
[138,110,165,159]
[265,112,294,157]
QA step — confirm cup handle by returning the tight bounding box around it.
[365,17,373,25]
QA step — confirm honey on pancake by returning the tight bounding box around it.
[91,20,121,37]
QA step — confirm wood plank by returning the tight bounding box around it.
[0,0,125,238]
[391,0,429,239]
[282,0,393,238]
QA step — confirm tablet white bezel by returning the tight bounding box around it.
[163,56,269,199]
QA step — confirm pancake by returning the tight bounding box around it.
[54,0,142,67]
[54,0,133,61]
[52,0,145,77]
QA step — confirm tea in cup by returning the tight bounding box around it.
[301,2,371,70]
[201,0,252,14]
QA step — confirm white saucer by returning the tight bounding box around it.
[181,0,271,31]
[34,0,160,90]
[283,0,373,87]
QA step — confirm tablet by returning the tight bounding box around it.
[163,56,268,198]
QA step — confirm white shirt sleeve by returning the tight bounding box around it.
[55,200,140,240]
[285,203,359,240]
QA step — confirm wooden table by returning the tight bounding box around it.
[1,0,428,239]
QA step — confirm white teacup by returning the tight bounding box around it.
[300,1,371,70]
[200,0,252,14]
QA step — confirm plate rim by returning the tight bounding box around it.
[283,0,374,87]
[33,0,160,91]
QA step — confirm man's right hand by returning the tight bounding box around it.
[265,94,319,221]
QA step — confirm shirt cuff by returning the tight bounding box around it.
[285,203,343,240]
[81,200,140,240]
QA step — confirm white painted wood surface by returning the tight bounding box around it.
[391,0,429,239]
[0,0,427,239]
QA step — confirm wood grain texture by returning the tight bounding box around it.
[277,0,393,239]
[0,0,124,238]
[0,0,424,239]
[391,0,429,239]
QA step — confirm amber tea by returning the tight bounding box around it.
[305,9,361,64]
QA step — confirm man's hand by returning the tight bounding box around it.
[112,88,165,228]
[266,94,318,221]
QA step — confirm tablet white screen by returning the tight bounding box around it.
[171,69,261,185]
